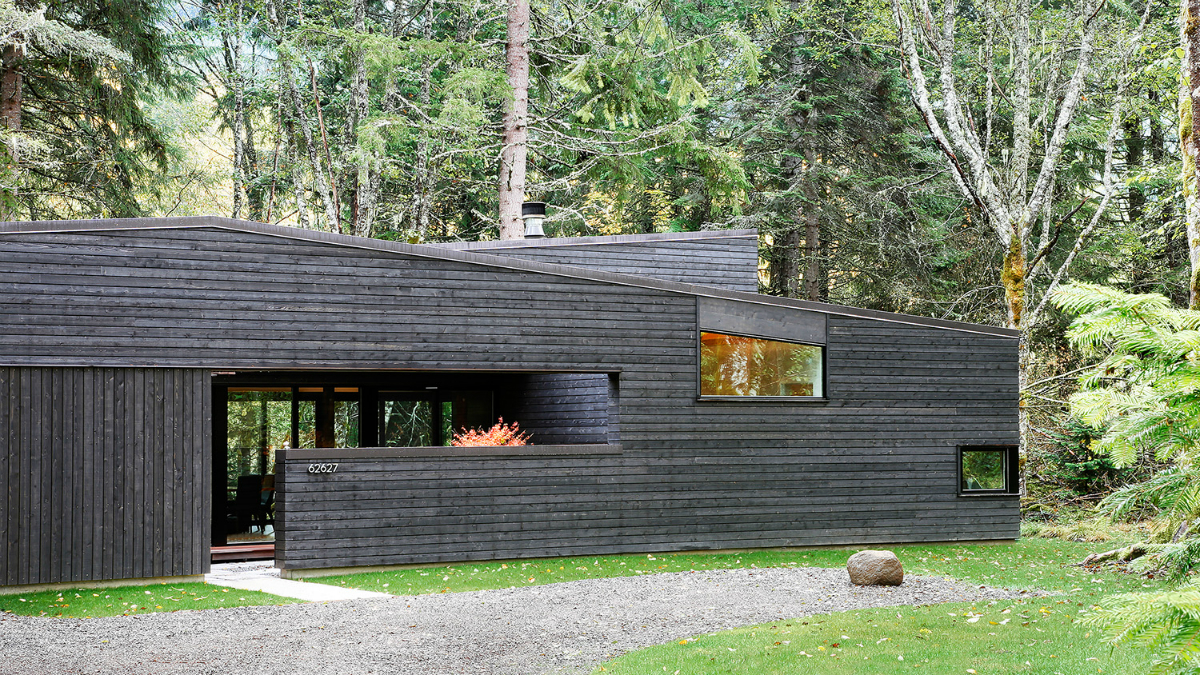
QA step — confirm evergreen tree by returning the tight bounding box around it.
[7,0,181,219]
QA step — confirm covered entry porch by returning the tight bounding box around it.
[211,370,619,560]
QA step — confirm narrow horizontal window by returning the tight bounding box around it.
[699,331,823,397]
[959,445,1019,495]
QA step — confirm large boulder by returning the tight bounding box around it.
[847,549,904,586]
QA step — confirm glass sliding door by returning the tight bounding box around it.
[379,393,436,446]
[377,390,494,446]
[225,388,290,543]
[333,388,360,448]
[294,386,361,448]
[295,387,320,449]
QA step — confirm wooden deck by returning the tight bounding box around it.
[211,544,275,562]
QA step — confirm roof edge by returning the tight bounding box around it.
[429,229,759,251]
[0,216,1020,339]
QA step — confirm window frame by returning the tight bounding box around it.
[957,444,1020,497]
[695,328,828,402]
[377,390,442,447]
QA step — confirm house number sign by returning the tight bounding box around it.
[307,463,339,474]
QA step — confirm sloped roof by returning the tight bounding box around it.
[0,216,1019,338]
[428,228,758,250]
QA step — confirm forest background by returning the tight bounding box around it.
[3,0,1194,515]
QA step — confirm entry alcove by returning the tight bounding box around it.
[211,370,620,555]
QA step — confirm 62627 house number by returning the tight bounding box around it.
[307,463,338,474]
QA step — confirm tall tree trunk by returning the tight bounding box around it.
[267,0,338,231]
[1149,90,1187,302]
[1125,113,1148,286]
[497,0,530,239]
[221,7,262,222]
[0,43,23,221]
[1125,115,1146,223]
[1004,232,1029,495]
[293,74,339,231]
[225,2,245,220]
[243,106,263,221]
[802,150,822,302]
[1183,0,1200,308]
[273,61,309,229]
[1,44,22,133]
[348,0,374,238]
[308,62,342,232]
[768,228,801,297]
[410,64,434,237]
[287,119,309,229]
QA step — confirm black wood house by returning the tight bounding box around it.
[0,217,1020,589]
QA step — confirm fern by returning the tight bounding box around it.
[1087,583,1200,673]
[1058,285,1200,669]
[1156,541,1200,581]
[1053,284,1200,470]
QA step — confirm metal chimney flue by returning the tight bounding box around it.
[521,201,546,238]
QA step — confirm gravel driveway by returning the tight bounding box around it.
[0,567,1030,674]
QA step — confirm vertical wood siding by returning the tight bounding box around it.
[0,367,210,586]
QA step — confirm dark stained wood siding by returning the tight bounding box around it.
[0,228,699,369]
[0,224,1018,575]
[275,445,626,569]
[499,374,611,445]
[433,234,761,293]
[0,367,210,586]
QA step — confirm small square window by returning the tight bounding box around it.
[958,445,1019,496]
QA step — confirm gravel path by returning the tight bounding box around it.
[0,568,1032,674]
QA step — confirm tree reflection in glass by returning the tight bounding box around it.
[961,450,1006,490]
[380,399,434,447]
[700,332,823,397]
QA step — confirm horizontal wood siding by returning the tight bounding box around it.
[500,374,610,445]
[437,236,761,293]
[0,367,210,586]
[0,226,1018,572]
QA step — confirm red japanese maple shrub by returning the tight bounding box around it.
[450,418,531,447]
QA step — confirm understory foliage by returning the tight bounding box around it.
[1054,284,1200,537]
[1040,417,1126,494]
[1055,283,1200,670]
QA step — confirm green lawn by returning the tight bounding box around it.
[592,599,1138,674]
[305,538,1165,674]
[307,538,1157,597]
[0,582,301,618]
[591,539,1168,675]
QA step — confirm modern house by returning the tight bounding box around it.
[0,217,1020,590]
